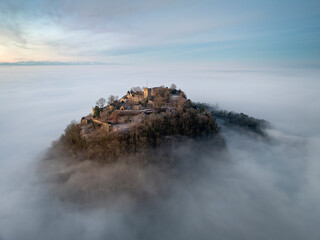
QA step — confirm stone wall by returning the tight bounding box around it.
[92,119,113,132]
[144,88,151,98]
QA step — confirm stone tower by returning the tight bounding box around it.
[144,88,151,99]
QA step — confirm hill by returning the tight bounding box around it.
[49,86,224,165]
[42,85,269,204]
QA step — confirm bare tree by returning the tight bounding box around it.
[108,95,116,104]
[170,83,177,90]
[131,86,142,93]
[96,97,106,108]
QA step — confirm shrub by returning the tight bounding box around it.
[93,106,101,118]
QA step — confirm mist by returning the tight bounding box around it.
[0,65,319,240]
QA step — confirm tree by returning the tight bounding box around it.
[63,121,85,150]
[154,87,171,108]
[170,83,177,90]
[96,97,106,108]
[170,83,177,94]
[130,86,142,93]
[93,106,101,118]
[108,95,116,104]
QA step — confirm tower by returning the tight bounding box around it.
[144,88,151,99]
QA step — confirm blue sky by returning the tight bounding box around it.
[0,0,319,67]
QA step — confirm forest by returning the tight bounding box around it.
[51,106,223,164]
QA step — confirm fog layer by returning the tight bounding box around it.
[0,66,319,240]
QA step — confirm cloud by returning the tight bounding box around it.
[0,61,111,66]
[0,66,319,239]
[2,0,319,64]
[2,124,320,240]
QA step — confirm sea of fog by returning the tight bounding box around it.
[0,65,319,240]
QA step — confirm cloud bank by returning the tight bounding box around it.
[1,125,319,240]
[0,66,319,240]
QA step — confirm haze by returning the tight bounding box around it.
[0,66,319,240]
[1,0,320,239]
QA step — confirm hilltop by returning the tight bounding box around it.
[81,86,192,135]
[50,85,224,165]
[43,85,268,203]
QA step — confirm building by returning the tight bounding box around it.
[144,87,156,99]
[92,118,113,132]
[81,117,92,124]
[144,88,151,98]
[122,91,144,103]
[120,96,128,103]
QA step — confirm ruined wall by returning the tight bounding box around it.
[144,88,151,98]
[92,118,113,132]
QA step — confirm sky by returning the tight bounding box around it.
[0,0,320,67]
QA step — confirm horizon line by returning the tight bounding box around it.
[0,61,115,66]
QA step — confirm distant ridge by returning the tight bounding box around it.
[0,61,113,66]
